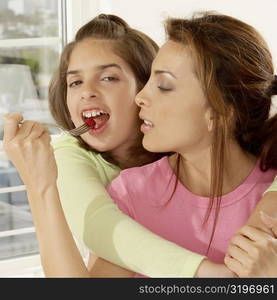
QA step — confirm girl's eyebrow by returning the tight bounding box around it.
[154,70,177,79]
[66,70,81,76]
[66,64,122,77]
[97,63,122,71]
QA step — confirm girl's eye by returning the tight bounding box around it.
[101,76,118,82]
[68,80,82,88]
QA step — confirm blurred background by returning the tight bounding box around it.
[0,0,276,277]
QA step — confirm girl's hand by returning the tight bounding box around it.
[3,113,58,193]
[224,220,277,277]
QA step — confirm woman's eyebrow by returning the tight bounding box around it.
[154,70,177,79]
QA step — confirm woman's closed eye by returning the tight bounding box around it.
[157,79,174,92]
[158,85,173,92]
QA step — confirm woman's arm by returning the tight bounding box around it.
[224,214,277,277]
[243,190,277,234]
[224,188,277,277]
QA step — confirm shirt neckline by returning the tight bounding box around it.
[162,156,262,208]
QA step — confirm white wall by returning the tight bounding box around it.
[69,0,277,70]
[67,0,276,112]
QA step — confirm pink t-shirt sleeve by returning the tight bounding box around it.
[106,173,134,218]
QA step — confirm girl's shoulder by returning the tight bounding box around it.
[51,133,82,150]
[51,133,120,171]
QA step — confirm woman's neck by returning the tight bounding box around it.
[170,140,257,197]
[108,151,165,170]
[107,136,166,169]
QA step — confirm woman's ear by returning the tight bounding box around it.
[205,107,214,132]
[205,105,234,133]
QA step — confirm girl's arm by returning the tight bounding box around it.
[27,185,91,277]
[3,114,207,277]
[3,114,231,278]
[3,114,90,277]
[53,131,208,277]
[54,133,233,277]
[87,254,134,277]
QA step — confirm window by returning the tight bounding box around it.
[0,0,65,275]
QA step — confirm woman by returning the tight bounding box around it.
[95,12,277,277]
[3,13,277,277]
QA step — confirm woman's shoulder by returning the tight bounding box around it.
[119,156,171,184]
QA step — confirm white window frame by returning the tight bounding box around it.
[0,0,66,49]
[0,0,67,277]
[0,0,102,278]
[65,0,101,42]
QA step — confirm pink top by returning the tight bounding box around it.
[107,156,276,277]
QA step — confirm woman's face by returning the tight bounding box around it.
[136,40,212,154]
[66,38,140,154]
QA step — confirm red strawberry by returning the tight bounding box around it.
[84,117,96,127]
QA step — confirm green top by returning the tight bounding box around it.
[266,176,277,192]
[52,133,205,277]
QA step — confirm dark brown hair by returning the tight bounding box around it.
[165,12,277,251]
[48,14,165,167]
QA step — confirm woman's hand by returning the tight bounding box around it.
[195,259,237,277]
[3,113,58,193]
[224,213,277,277]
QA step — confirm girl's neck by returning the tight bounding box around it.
[169,140,257,197]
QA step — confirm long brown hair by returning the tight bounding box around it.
[165,12,277,251]
[48,14,166,167]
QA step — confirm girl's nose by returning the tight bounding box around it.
[81,90,97,101]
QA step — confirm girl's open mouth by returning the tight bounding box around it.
[82,110,110,131]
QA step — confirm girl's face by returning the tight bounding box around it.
[66,38,140,154]
[136,40,212,154]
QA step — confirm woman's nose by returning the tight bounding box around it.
[135,92,149,107]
